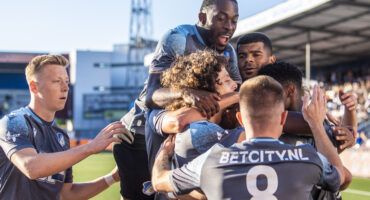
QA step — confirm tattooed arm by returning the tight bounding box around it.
[152,136,176,192]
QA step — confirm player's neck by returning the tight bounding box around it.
[244,126,282,140]
[252,132,280,139]
[28,100,55,123]
[195,25,217,51]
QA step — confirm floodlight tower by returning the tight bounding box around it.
[128,0,153,62]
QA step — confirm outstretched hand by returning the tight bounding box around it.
[334,126,356,152]
[302,85,327,126]
[339,90,357,111]
[88,121,128,154]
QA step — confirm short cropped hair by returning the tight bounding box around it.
[25,55,69,83]
[257,61,303,89]
[200,0,238,12]
[236,32,273,53]
[239,75,284,123]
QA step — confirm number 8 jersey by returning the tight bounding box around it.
[169,138,341,200]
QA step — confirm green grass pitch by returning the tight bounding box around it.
[73,152,370,200]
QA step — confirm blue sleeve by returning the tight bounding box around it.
[189,121,225,154]
[148,109,167,136]
[224,44,242,83]
[170,146,212,195]
[0,114,33,159]
[219,127,244,147]
[149,29,186,73]
[317,152,341,192]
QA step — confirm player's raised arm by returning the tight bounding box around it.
[152,135,206,198]
[302,85,350,188]
[339,90,358,133]
[160,92,239,134]
[152,135,176,192]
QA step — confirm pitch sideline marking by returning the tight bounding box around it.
[343,189,370,196]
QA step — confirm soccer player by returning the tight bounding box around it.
[218,32,313,135]
[236,32,357,142]
[0,55,129,200]
[236,32,276,81]
[258,62,357,151]
[147,50,241,170]
[147,50,241,200]
[151,76,350,199]
[258,62,355,199]
[113,0,241,199]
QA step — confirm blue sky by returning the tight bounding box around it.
[0,0,285,52]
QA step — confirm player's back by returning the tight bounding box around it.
[199,139,337,200]
[175,120,243,167]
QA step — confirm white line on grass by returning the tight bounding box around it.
[343,189,370,196]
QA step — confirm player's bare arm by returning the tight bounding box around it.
[334,126,356,153]
[152,135,176,193]
[325,91,357,152]
[339,91,358,135]
[146,73,221,119]
[11,122,125,180]
[302,85,349,186]
[146,73,183,108]
[161,92,239,134]
[60,166,120,200]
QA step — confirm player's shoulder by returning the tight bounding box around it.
[171,24,196,35]
[189,121,224,136]
[295,143,318,153]
[295,143,325,167]
[163,24,196,43]
[0,107,30,136]
[225,43,236,54]
[282,141,321,158]
[206,143,229,154]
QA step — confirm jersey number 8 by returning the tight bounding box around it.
[246,165,278,200]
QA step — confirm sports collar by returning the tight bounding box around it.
[248,137,284,144]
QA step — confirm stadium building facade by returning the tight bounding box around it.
[69,44,155,138]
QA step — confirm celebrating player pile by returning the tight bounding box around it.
[0,0,358,200]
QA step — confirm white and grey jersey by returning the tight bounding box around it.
[146,110,243,170]
[122,24,242,136]
[175,120,243,167]
[278,119,342,200]
[170,138,341,200]
[0,107,72,200]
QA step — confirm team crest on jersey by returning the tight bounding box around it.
[5,131,21,142]
[56,132,65,147]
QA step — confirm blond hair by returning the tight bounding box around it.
[25,55,69,83]
[239,75,284,123]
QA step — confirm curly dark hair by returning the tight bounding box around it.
[161,50,228,110]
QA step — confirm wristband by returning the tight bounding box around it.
[104,174,115,186]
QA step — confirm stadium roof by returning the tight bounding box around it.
[0,52,46,63]
[233,0,370,67]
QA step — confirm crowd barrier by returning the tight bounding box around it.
[340,149,370,178]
